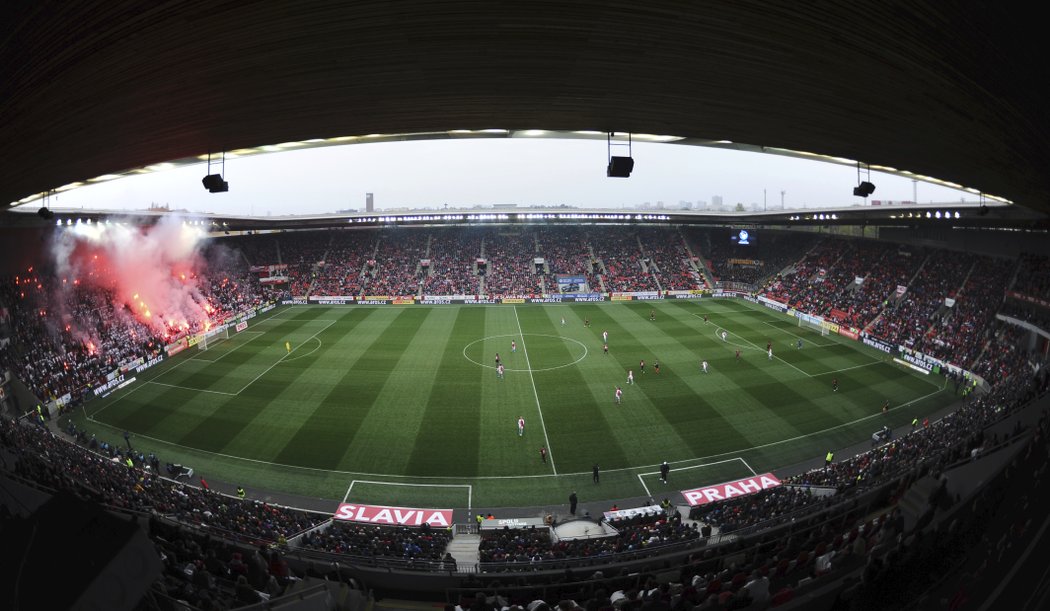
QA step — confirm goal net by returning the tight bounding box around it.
[798,316,830,336]
[198,326,230,351]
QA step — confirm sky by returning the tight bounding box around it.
[38,138,976,216]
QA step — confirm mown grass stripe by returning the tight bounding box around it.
[178,312,361,454]
[610,303,800,453]
[403,307,485,476]
[515,305,636,474]
[272,308,432,470]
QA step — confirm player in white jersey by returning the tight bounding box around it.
[517,416,525,436]
[627,370,634,385]
[561,317,566,326]
[702,360,708,373]
[497,363,505,379]
[615,386,623,404]
[721,330,728,342]
[768,347,773,360]
[511,340,517,353]
[602,330,608,343]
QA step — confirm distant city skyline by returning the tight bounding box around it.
[32,139,977,217]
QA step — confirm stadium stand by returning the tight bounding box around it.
[914,255,1013,367]
[637,227,704,290]
[1011,253,1050,300]
[830,243,923,329]
[535,226,602,293]
[591,230,659,292]
[304,230,375,297]
[868,249,972,348]
[363,233,428,296]
[698,228,817,289]
[423,228,483,295]
[482,229,541,296]
[300,522,452,568]
[4,226,1050,608]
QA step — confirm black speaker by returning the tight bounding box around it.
[202,174,229,193]
[37,206,54,220]
[853,181,875,197]
[607,156,635,178]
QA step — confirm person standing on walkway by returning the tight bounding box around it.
[593,464,600,483]
[569,491,578,515]
[660,461,670,484]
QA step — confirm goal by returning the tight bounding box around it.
[198,326,230,351]
[798,316,830,336]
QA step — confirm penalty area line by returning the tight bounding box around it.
[343,479,473,513]
[233,319,337,394]
[637,457,752,498]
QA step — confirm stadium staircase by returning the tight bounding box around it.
[895,474,942,533]
[862,251,932,334]
[862,313,883,335]
[589,246,609,292]
[678,228,713,288]
[681,229,716,288]
[809,245,847,283]
[445,532,481,572]
[1005,257,1023,292]
[237,248,253,269]
[476,235,486,293]
[636,235,663,291]
[301,246,331,298]
[415,235,431,298]
[926,259,977,336]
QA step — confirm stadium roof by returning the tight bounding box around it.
[2,2,1048,218]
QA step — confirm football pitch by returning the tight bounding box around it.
[80,299,954,508]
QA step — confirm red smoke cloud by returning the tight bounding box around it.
[52,217,213,339]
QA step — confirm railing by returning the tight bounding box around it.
[286,545,458,573]
[714,280,756,293]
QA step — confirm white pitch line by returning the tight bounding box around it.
[713,325,814,378]
[637,457,752,495]
[233,319,337,395]
[513,306,557,475]
[281,336,323,362]
[637,473,652,498]
[87,387,946,483]
[814,360,884,376]
[761,320,836,347]
[87,377,152,419]
[343,479,473,511]
[90,332,215,418]
[147,381,238,396]
[638,456,748,477]
[193,331,265,363]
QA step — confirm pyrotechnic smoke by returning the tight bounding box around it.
[50,216,213,340]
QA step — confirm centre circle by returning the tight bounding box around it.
[463,334,589,372]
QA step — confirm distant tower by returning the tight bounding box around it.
[366,193,374,212]
[712,195,723,210]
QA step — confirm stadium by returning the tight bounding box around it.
[2,3,1049,610]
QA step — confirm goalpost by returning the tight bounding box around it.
[198,326,230,351]
[798,316,830,337]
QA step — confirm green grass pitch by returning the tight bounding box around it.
[78,299,953,508]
